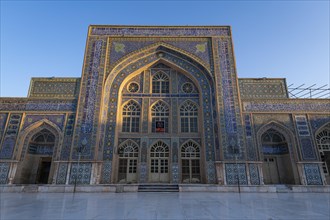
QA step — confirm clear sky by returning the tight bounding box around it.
[1,1,329,97]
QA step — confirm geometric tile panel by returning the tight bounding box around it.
[139,163,147,183]
[0,99,77,111]
[91,26,230,37]
[28,78,80,98]
[172,163,179,183]
[56,163,68,184]
[0,163,10,184]
[207,161,216,184]
[300,138,317,160]
[60,114,75,160]
[225,163,248,185]
[22,114,65,131]
[69,163,92,184]
[295,115,310,136]
[294,115,317,161]
[0,113,8,142]
[238,79,288,99]
[0,114,22,159]
[101,162,112,184]
[249,164,260,185]
[304,164,323,185]
[245,114,257,161]
[243,100,330,113]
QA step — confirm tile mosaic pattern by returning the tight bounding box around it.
[29,78,80,98]
[0,163,10,184]
[304,164,323,185]
[244,114,257,161]
[225,163,248,185]
[139,163,147,183]
[91,26,230,37]
[172,164,179,183]
[0,113,8,142]
[139,141,148,183]
[69,163,92,184]
[238,79,288,99]
[101,162,112,184]
[216,38,245,160]
[295,115,310,136]
[243,100,330,113]
[0,114,22,159]
[56,163,68,184]
[60,114,75,160]
[172,141,179,183]
[309,115,330,133]
[249,164,260,185]
[22,114,65,130]
[294,115,317,160]
[74,40,104,160]
[108,38,212,71]
[0,99,77,111]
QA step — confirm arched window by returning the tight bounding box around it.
[316,123,330,176]
[152,71,169,93]
[122,101,140,132]
[150,141,170,158]
[28,129,55,155]
[151,101,169,133]
[118,140,139,183]
[181,141,200,183]
[118,140,139,158]
[180,101,198,133]
[261,129,288,155]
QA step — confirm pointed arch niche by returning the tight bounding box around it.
[257,122,300,185]
[99,43,217,184]
[14,121,62,184]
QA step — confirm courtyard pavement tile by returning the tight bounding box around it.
[1,192,329,220]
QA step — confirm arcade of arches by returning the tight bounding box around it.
[0,25,329,186]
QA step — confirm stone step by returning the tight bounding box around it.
[275,185,292,193]
[138,184,179,192]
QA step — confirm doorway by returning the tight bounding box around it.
[261,129,295,184]
[149,141,170,182]
[37,157,52,184]
[181,141,201,183]
[117,140,139,183]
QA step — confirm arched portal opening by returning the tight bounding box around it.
[261,129,295,184]
[16,129,55,184]
[315,123,330,184]
[102,43,217,184]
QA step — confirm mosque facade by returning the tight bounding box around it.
[0,25,329,186]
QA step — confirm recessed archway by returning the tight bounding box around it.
[257,122,300,185]
[16,129,56,184]
[14,121,62,184]
[261,129,294,184]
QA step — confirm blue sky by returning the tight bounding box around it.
[1,1,329,97]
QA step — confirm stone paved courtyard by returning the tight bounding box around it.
[1,192,329,220]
